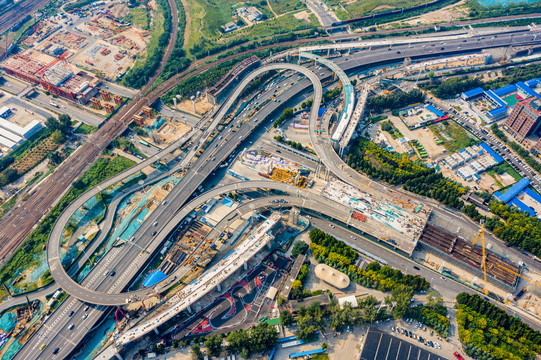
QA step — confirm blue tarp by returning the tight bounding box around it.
[495,178,531,203]
[318,107,327,117]
[517,81,541,99]
[509,197,536,217]
[425,104,445,118]
[0,313,15,333]
[493,84,516,97]
[142,270,167,287]
[289,349,325,359]
[462,87,485,99]
[278,336,298,343]
[485,90,507,108]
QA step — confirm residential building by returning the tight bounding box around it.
[505,97,541,138]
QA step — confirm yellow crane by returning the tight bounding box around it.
[471,221,489,297]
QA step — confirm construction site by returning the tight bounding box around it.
[0,50,101,103]
[132,108,192,148]
[320,179,430,255]
[416,222,521,294]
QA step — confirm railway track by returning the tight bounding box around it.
[0,0,179,264]
[1,8,541,269]
[0,0,48,34]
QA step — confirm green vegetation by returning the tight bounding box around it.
[273,108,294,128]
[420,77,483,99]
[456,292,541,360]
[185,0,316,59]
[123,0,171,88]
[428,121,478,153]
[111,137,146,158]
[488,162,521,183]
[123,6,150,30]
[0,195,17,220]
[492,124,541,175]
[323,87,342,102]
[380,121,402,139]
[274,135,304,151]
[291,240,308,258]
[0,115,72,188]
[347,139,467,209]
[367,89,425,113]
[64,0,95,11]
[226,323,278,357]
[74,123,98,135]
[0,155,136,288]
[158,0,191,82]
[467,0,541,19]
[267,0,306,15]
[309,228,430,292]
[408,291,449,337]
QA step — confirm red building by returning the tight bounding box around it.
[505,97,541,139]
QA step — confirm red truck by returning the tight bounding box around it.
[454,352,465,360]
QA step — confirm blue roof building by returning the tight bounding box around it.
[425,104,445,118]
[289,349,325,359]
[461,87,485,100]
[493,84,517,97]
[517,81,541,99]
[494,178,531,204]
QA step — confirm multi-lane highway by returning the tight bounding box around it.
[12,27,541,359]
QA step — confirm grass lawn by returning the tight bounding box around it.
[185,0,316,54]
[428,121,478,153]
[308,354,329,360]
[267,0,306,15]
[490,162,522,182]
[328,0,428,20]
[74,123,98,134]
[123,6,150,30]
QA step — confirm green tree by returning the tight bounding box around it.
[280,310,294,326]
[249,323,278,351]
[227,329,250,352]
[291,241,308,258]
[390,284,413,319]
[190,344,203,360]
[51,129,65,144]
[204,334,223,357]
[426,290,444,310]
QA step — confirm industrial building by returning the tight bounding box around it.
[505,98,541,138]
[1,53,101,103]
[0,107,43,150]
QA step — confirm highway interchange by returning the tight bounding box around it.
[9,27,541,359]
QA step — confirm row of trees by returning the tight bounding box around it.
[273,135,303,151]
[420,76,483,99]
[323,87,343,102]
[123,0,174,88]
[456,293,541,360]
[367,89,425,113]
[218,323,278,359]
[347,139,467,210]
[309,229,430,292]
[273,108,294,128]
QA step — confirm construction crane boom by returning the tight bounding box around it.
[471,222,488,296]
[497,264,541,287]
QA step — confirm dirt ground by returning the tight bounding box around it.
[293,10,311,21]
[71,39,134,80]
[176,98,213,116]
[378,0,469,29]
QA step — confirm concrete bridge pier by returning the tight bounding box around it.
[114,354,124,360]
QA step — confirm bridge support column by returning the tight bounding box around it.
[187,305,193,314]
[154,328,160,335]
[217,283,222,292]
[114,354,124,360]
[327,48,330,57]
[325,168,330,181]
[243,262,248,271]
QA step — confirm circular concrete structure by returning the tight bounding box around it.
[314,263,350,289]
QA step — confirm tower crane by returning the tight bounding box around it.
[471,221,488,297]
